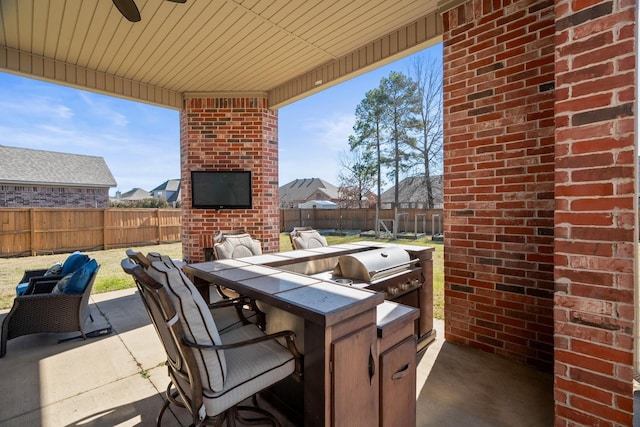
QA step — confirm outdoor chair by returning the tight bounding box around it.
[212,231,264,304]
[287,226,313,248]
[213,231,262,260]
[290,227,328,250]
[15,251,91,296]
[121,258,301,427]
[125,249,262,333]
[1,258,100,358]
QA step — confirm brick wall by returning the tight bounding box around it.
[442,0,556,369]
[0,185,110,208]
[180,96,279,263]
[553,0,636,424]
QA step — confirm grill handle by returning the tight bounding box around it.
[368,257,419,276]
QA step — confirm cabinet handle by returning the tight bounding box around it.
[391,364,410,380]
[368,345,376,384]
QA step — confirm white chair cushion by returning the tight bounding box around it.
[214,234,262,259]
[146,260,227,393]
[293,230,328,250]
[201,324,295,416]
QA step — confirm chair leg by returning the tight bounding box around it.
[156,397,172,427]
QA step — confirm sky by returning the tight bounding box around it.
[0,43,442,196]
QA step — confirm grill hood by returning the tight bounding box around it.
[332,247,411,282]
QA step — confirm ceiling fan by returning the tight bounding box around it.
[112,0,186,22]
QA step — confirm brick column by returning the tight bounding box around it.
[554,0,636,424]
[180,95,279,263]
[442,0,556,369]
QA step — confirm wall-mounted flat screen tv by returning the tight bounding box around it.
[191,170,253,209]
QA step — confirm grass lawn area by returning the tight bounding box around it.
[0,234,444,319]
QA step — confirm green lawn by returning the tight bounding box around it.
[1,234,444,319]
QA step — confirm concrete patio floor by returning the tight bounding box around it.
[0,288,553,426]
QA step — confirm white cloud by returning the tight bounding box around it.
[298,113,355,152]
[78,92,129,127]
[0,96,74,120]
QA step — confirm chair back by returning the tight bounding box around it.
[121,258,204,425]
[288,226,314,247]
[291,228,328,250]
[213,233,262,259]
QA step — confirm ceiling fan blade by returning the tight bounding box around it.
[166,0,187,3]
[112,0,141,22]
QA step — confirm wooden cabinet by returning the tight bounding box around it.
[376,301,419,427]
[331,324,379,427]
[379,336,417,427]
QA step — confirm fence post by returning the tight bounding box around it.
[103,208,108,250]
[157,209,162,244]
[30,208,36,256]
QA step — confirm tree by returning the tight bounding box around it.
[379,71,420,212]
[348,87,388,208]
[409,54,444,209]
[337,147,377,208]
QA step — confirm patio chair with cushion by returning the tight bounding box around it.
[125,249,261,333]
[213,232,262,260]
[211,231,265,308]
[1,258,100,358]
[121,257,301,427]
[290,228,328,250]
[15,251,91,296]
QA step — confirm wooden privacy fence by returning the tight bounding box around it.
[0,208,181,257]
[0,207,443,257]
[281,208,444,236]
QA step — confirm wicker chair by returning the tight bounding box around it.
[15,251,90,296]
[1,259,100,358]
[121,258,301,427]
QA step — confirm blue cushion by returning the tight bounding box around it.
[53,274,73,294]
[16,282,29,296]
[63,259,98,294]
[44,262,63,276]
[60,252,90,276]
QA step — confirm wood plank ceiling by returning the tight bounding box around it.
[0,0,442,109]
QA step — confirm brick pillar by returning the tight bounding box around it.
[180,96,279,263]
[442,0,556,369]
[554,0,636,424]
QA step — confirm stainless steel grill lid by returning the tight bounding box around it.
[332,247,411,282]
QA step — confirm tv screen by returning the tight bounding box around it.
[191,171,253,209]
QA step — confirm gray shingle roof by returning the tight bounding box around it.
[279,178,339,203]
[381,175,443,205]
[151,179,181,192]
[0,145,117,188]
[120,188,152,200]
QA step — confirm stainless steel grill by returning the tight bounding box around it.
[332,247,411,282]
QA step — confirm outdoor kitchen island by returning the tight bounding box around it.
[183,241,435,427]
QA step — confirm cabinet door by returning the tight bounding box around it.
[379,336,416,427]
[331,324,378,427]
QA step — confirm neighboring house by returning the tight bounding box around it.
[279,178,339,208]
[0,145,117,208]
[151,179,181,206]
[298,200,338,209]
[380,175,443,209]
[116,188,152,201]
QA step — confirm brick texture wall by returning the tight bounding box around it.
[554,0,636,424]
[442,0,556,370]
[180,96,279,263]
[0,185,110,208]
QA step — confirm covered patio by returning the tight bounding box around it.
[0,288,552,426]
[0,0,636,426]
